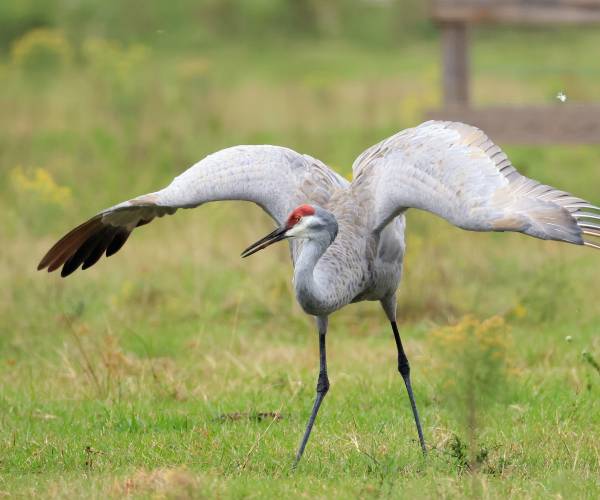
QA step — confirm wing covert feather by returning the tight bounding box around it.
[160,145,347,222]
[39,145,348,276]
[353,121,600,247]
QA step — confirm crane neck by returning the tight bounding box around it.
[293,233,333,315]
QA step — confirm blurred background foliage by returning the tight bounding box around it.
[0,0,432,51]
[2,0,600,376]
[1,1,600,497]
[3,0,600,224]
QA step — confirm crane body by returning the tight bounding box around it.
[38,121,600,466]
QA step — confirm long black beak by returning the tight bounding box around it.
[241,225,289,258]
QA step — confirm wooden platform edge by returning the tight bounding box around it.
[426,105,600,144]
[431,3,600,25]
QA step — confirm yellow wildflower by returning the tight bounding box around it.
[512,303,528,319]
[11,29,71,73]
[10,166,72,207]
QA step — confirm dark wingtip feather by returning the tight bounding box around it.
[39,206,153,276]
[60,228,104,277]
[38,216,104,272]
[60,259,78,278]
[81,245,106,270]
[82,227,119,270]
[106,229,131,257]
[43,221,135,276]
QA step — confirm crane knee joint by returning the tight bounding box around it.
[316,374,330,394]
[398,361,410,378]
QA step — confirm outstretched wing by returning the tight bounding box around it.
[38,145,348,277]
[352,120,600,249]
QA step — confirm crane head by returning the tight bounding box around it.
[241,204,321,258]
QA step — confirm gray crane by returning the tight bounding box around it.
[38,120,600,466]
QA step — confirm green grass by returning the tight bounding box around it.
[1,21,600,499]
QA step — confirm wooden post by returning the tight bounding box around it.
[441,22,469,108]
[428,0,600,143]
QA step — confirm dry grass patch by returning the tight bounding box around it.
[113,467,204,499]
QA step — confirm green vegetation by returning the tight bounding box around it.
[1,2,600,498]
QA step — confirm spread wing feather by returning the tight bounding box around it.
[352,120,600,248]
[38,145,348,277]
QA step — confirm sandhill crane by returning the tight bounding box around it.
[38,120,600,466]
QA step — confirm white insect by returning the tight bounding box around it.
[38,120,600,465]
[557,91,567,102]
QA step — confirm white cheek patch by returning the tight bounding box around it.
[287,216,315,238]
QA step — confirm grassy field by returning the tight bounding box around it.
[1,20,600,499]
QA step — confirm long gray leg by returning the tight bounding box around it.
[382,297,427,454]
[293,316,329,467]
[391,321,426,454]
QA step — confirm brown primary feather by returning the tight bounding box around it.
[81,230,115,270]
[38,145,351,278]
[38,125,600,282]
[38,217,104,271]
[61,226,114,277]
[37,216,134,276]
[106,229,131,257]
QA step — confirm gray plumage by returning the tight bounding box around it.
[39,120,599,311]
[38,120,600,463]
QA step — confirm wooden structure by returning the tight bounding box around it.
[428,0,600,144]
